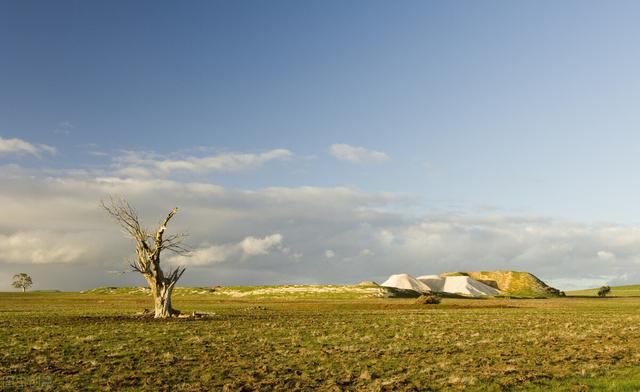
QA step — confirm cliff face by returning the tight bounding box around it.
[441,270,560,297]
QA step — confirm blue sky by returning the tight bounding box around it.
[2,1,640,290]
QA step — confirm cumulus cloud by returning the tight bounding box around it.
[0,136,56,158]
[329,144,389,163]
[0,231,89,264]
[114,148,292,176]
[241,234,284,256]
[325,250,336,259]
[169,233,286,266]
[169,244,235,266]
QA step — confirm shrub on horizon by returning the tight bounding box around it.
[415,293,441,305]
[597,285,611,297]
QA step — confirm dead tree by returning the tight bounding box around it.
[101,197,188,318]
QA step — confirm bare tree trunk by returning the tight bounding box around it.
[151,282,177,318]
[146,275,180,318]
[22,287,25,293]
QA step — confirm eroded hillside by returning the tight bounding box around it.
[441,270,560,297]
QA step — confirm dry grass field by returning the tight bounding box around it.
[2,290,640,391]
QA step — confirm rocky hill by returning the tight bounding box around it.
[441,270,561,297]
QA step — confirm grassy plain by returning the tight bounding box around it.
[2,290,640,391]
[568,284,640,297]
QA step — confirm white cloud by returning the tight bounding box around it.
[241,234,284,256]
[170,234,286,266]
[329,144,389,163]
[169,244,236,266]
[325,250,336,259]
[0,231,88,264]
[115,148,292,176]
[597,250,616,261]
[0,137,57,158]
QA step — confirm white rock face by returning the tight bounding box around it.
[416,275,445,292]
[380,274,430,293]
[381,273,501,297]
[442,276,500,296]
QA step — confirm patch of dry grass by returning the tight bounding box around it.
[2,293,640,390]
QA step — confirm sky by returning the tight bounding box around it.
[2,1,640,291]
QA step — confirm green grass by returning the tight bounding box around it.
[529,366,640,391]
[568,284,640,297]
[3,291,640,390]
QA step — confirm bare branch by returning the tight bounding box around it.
[127,257,146,274]
[167,265,186,288]
[159,232,191,255]
[100,196,151,253]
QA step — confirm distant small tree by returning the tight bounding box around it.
[12,273,33,292]
[597,285,611,297]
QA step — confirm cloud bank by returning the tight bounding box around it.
[1,139,639,292]
[1,162,640,291]
[0,231,89,264]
